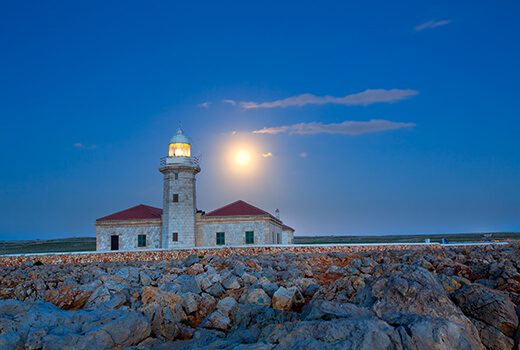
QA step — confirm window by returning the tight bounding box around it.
[174,173,178,180]
[277,233,281,244]
[172,232,178,242]
[173,194,179,202]
[216,232,225,245]
[245,231,254,244]
[137,234,147,248]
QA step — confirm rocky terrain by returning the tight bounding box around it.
[0,243,519,349]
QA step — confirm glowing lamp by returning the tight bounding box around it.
[168,128,191,158]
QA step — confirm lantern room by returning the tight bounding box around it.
[168,127,191,158]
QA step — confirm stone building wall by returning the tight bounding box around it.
[197,216,277,246]
[282,229,294,244]
[96,220,162,251]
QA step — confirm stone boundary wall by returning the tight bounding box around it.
[0,243,497,267]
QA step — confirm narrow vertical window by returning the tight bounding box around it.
[174,173,178,180]
[173,194,179,202]
[216,232,225,245]
[245,231,254,244]
[137,234,147,248]
[172,232,178,242]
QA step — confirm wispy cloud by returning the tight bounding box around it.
[262,152,273,158]
[253,120,416,135]
[300,152,308,158]
[415,19,452,31]
[198,101,211,108]
[222,99,236,106]
[74,143,97,150]
[239,89,418,109]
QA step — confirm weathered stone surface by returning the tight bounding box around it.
[452,284,519,337]
[180,292,199,315]
[301,300,374,321]
[354,264,484,349]
[217,296,238,314]
[1,243,520,349]
[384,313,485,350]
[244,288,271,307]
[222,275,241,290]
[0,299,150,349]
[206,282,225,298]
[272,287,294,310]
[201,310,231,331]
[261,317,401,349]
[472,318,515,350]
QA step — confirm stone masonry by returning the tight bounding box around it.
[96,219,162,251]
[160,165,200,249]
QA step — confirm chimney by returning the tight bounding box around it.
[275,208,280,219]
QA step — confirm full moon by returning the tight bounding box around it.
[235,151,251,166]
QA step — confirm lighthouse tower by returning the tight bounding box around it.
[159,125,200,249]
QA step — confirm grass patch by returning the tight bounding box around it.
[294,232,520,245]
[180,319,192,327]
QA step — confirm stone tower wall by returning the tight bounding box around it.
[160,165,200,249]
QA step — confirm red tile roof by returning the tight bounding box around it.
[282,224,295,231]
[96,204,163,221]
[203,200,274,218]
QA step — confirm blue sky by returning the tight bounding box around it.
[1,1,519,239]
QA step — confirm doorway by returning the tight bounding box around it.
[110,235,119,250]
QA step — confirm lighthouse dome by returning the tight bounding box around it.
[170,127,190,144]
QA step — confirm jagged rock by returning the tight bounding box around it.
[217,296,238,314]
[241,273,258,286]
[384,313,485,350]
[472,318,515,350]
[0,299,150,349]
[272,287,293,310]
[139,271,153,286]
[301,300,374,321]
[222,275,241,290]
[230,304,300,343]
[176,275,202,295]
[140,286,183,340]
[244,288,271,307]
[183,254,200,267]
[452,284,519,337]
[201,310,231,331]
[206,283,225,298]
[180,292,199,315]
[198,293,217,318]
[115,266,139,284]
[84,285,111,309]
[354,264,484,349]
[261,316,401,349]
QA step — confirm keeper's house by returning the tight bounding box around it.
[95,127,295,251]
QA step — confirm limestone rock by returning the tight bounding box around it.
[452,284,519,337]
[222,275,241,290]
[245,288,271,308]
[472,318,514,350]
[201,310,232,331]
[354,264,484,349]
[301,300,374,321]
[261,317,401,349]
[384,312,485,350]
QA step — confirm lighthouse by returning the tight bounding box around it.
[159,125,200,249]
